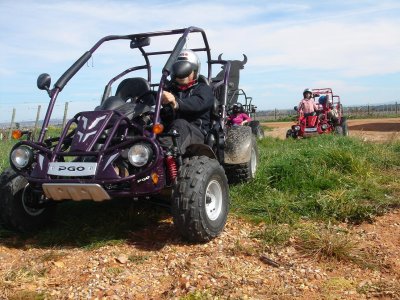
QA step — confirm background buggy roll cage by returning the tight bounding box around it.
[37,26,213,143]
[311,88,342,110]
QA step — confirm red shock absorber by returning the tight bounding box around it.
[165,155,178,181]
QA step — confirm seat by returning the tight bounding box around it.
[115,77,151,102]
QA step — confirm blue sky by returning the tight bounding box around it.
[1,0,399,122]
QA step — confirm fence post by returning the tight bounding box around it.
[274,108,277,120]
[62,102,69,130]
[33,105,41,140]
[8,108,16,140]
[396,102,398,115]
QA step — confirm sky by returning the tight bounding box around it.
[1,0,400,123]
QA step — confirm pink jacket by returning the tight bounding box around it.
[298,98,317,114]
[228,113,251,126]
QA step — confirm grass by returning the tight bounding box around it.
[295,224,359,261]
[231,135,400,224]
[1,127,399,251]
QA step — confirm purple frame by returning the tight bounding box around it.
[11,27,234,198]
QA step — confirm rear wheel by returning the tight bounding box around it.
[172,156,229,242]
[0,168,56,232]
[341,117,349,136]
[225,136,259,184]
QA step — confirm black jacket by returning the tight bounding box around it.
[171,82,215,135]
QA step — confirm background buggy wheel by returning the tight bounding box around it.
[256,126,265,139]
[0,168,56,232]
[172,156,229,242]
[248,121,264,140]
[340,117,349,136]
[225,136,259,184]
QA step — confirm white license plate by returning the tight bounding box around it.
[304,128,317,132]
[48,162,97,176]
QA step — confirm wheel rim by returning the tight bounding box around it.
[22,184,45,216]
[250,147,257,177]
[205,180,223,221]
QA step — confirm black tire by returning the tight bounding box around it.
[172,156,229,242]
[248,121,264,140]
[286,129,297,139]
[0,168,56,232]
[341,117,349,136]
[335,125,343,135]
[256,126,265,139]
[225,136,259,184]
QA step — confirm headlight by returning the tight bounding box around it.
[127,143,152,167]
[321,124,328,130]
[294,125,301,131]
[10,146,34,169]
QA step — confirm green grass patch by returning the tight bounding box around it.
[231,135,400,241]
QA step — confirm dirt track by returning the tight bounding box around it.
[262,117,400,142]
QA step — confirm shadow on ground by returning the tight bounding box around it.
[0,198,187,251]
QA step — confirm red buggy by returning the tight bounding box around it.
[286,88,348,138]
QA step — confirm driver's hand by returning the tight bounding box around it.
[162,91,178,109]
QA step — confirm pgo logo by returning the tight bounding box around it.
[59,166,85,171]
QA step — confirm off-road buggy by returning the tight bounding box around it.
[227,88,265,140]
[286,88,348,139]
[0,27,258,242]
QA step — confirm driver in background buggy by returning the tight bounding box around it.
[158,49,214,154]
[319,95,339,125]
[297,88,318,117]
[227,103,251,126]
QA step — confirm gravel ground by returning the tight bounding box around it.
[1,210,399,299]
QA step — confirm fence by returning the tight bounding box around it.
[0,102,399,140]
[0,102,69,141]
[257,102,400,121]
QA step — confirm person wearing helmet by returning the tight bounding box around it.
[227,103,251,126]
[159,49,214,154]
[297,88,318,116]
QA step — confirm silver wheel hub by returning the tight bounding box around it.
[205,180,223,221]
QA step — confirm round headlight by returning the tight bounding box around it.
[11,146,33,169]
[294,125,301,131]
[127,144,152,167]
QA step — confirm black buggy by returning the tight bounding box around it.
[0,27,258,242]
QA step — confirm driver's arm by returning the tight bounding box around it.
[162,91,178,109]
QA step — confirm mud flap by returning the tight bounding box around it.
[224,126,252,164]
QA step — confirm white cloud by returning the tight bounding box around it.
[0,0,400,120]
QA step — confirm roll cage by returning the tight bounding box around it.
[37,26,231,143]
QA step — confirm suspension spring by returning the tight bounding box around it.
[165,155,178,181]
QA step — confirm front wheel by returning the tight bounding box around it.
[172,156,229,242]
[0,168,56,232]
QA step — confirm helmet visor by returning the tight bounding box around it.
[172,61,193,79]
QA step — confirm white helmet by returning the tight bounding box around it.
[172,49,201,80]
[303,88,313,96]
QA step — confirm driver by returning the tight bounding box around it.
[298,88,318,116]
[159,49,214,154]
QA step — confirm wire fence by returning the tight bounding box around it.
[257,102,400,121]
[0,102,399,141]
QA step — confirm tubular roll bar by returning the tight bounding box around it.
[38,26,212,143]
